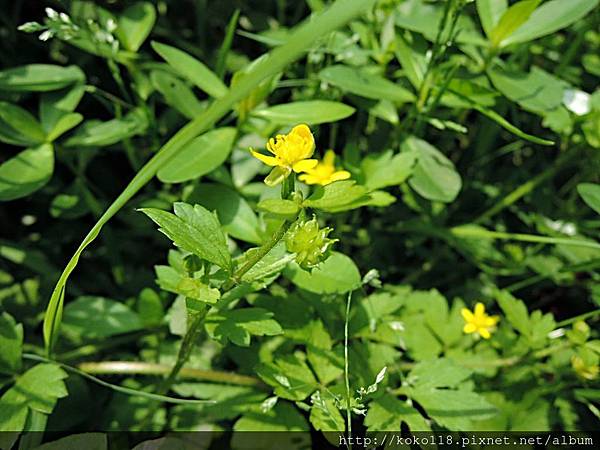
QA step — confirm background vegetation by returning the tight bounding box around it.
[0,0,599,448]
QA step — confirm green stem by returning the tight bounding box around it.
[344,291,353,450]
[557,310,600,328]
[77,361,266,388]
[223,218,295,290]
[474,149,577,223]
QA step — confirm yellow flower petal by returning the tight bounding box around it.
[292,159,318,173]
[251,149,280,167]
[329,170,351,182]
[463,323,477,334]
[264,166,290,186]
[323,149,336,166]
[484,315,500,327]
[461,308,474,322]
[479,328,491,339]
[298,173,321,185]
[474,302,485,317]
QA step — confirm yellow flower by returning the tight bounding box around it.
[298,149,351,186]
[250,124,318,186]
[461,302,500,339]
[571,355,599,380]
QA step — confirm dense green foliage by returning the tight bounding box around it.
[0,0,599,448]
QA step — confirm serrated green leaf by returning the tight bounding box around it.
[496,290,530,336]
[204,307,282,346]
[408,358,472,389]
[256,355,317,401]
[140,202,232,271]
[0,313,23,374]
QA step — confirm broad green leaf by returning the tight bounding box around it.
[404,137,461,203]
[408,358,472,389]
[64,109,148,147]
[365,397,429,432]
[488,66,568,114]
[0,144,54,201]
[34,433,107,450]
[152,42,228,98]
[185,183,262,244]
[177,278,220,308]
[0,313,23,374]
[46,113,83,142]
[489,0,541,48]
[256,355,317,401]
[157,127,236,183]
[116,2,156,51]
[409,388,497,430]
[578,183,600,215]
[503,0,599,46]
[140,202,232,271]
[150,70,205,119]
[42,0,379,355]
[361,150,416,190]
[256,198,300,218]
[319,65,415,103]
[40,84,85,133]
[62,296,144,340]
[495,290,530,336]
[303,180,369,211]
[204,307,283,346]
[476,0,508,38]
[0,64,84,92]
[284,251,361,294]
[253,100,355,125]
[137,288,164,326]
[0,102,45,145]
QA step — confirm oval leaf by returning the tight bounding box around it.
[157,127,236,183]
[284,252,361,294]
[0,144,54,201]
[0,64,84,92]
[253,100,355,125]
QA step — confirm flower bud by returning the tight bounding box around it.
[285,217,337,269]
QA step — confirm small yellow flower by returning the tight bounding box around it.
[250,124,318,186]
[298,149,351,186]
[571,355,599,381]
[461,302,500,339]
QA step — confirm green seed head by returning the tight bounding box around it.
[285,217,337,269]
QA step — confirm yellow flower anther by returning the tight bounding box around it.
[298,149,351,186]
[250,124,318,186]
[461,302,500,339]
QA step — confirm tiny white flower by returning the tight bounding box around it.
[38,30,53,41]
[563,89,591,116]
[106,18,117,32]
[45,7,59,19]
[59,12,71,23]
